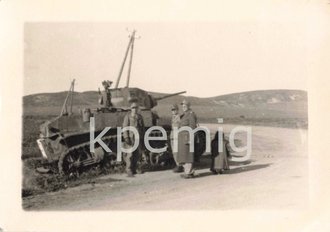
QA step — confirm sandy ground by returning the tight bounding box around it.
[23,124,308,210]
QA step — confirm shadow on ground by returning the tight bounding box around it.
[195,163,272,178]
[227,163,272,174]
[194,154,255,170]
[89,177,124,185]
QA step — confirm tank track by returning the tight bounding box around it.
[58,134,120,175]
[57,130,173,176]
[54,129,205,176]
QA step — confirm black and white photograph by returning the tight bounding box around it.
[22,22,309,210]
[1,1,330,232]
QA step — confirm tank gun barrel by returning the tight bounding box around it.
[155,91,186,101]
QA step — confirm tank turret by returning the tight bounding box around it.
[109,88,186,110]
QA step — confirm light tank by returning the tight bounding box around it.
[36,30,206,175]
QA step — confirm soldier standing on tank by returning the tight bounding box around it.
[177,99,198,179]
[99,80,113,108]
[170,104,184,173]
[122,101,145,177]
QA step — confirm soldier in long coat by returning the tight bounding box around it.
[177,99,198,178]
[170,104,184,173]
[122,102,145,177]
[210,131,230,174]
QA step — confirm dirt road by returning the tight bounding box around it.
[23,124,308,210]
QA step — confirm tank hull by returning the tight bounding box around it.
[37,109,176,175]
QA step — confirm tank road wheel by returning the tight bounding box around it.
[58,152,82,177]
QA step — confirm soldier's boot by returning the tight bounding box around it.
[173,165,184,173]
[135,161,145,174]
[127,170,135,177]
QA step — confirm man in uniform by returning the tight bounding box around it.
[170,104,184,173]
[177,99,198,178]
[210,131,230,174]
[99,80,113,108]
[122,101,145,177]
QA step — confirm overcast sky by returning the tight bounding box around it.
[24,21,314,97]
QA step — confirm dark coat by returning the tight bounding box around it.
[210,132,230,171]
[177,110,197,163]
[122,112,145,144]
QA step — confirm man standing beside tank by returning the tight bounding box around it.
[177,99,198,179]
[122,101,145,177]
[170,104,184,173]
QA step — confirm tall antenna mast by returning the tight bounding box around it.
[114,29,139,88]
[60,79,75,116]
[126,30,136,87]
[68,79,75,114]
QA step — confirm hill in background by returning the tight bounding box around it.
[23,89,308,128]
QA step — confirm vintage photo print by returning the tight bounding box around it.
[22,22,309,210]
[1,1,330,232]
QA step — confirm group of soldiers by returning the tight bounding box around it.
[120,99,199,178]
[98,81,230,178]
[119,99,230,179]
[170,99,230,178]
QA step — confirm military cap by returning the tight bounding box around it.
[171,104,179,110]
[130,102,139,109]
[102,80,113,88]
[181,99,191,107]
